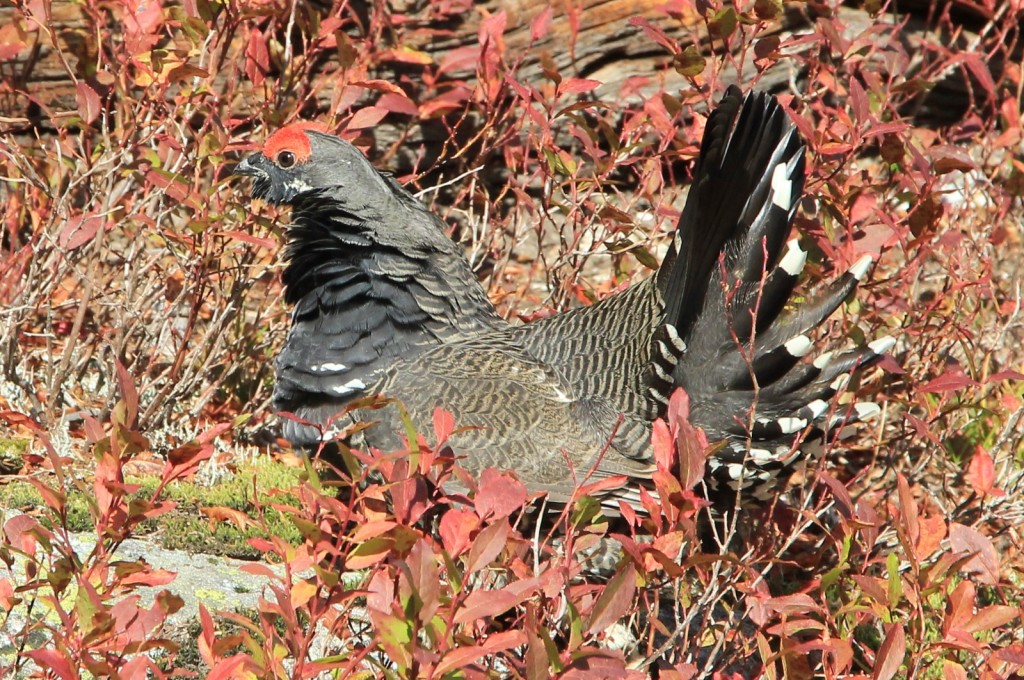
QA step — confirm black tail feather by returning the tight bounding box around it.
[652,87,887,504]
[657,86,806,337]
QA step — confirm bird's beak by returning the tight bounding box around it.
[233,153,263,176]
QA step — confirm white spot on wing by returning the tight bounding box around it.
[313,362,348,373]
[330,378,366,395]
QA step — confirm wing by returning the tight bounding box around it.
[359,338,656,502]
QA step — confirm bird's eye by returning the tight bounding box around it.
[277,151,296,168]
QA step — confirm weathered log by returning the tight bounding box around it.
[0,0,1016,137]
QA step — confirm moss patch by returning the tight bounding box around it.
[0,456,306,559]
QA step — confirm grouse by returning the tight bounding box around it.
[234,87,891,508]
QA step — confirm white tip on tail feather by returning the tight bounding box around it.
[854,402,881,420]
[331,378,367,395]
[776,416,808,434]
[784,335,813,357]
[869,335,896,355]
[849,254,874,282]
[806,399,829,419]
[779,239,807,276]
[813,351,835,369]
[771,163,792,210]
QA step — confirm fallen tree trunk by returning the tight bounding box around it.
[0,0,1016,138]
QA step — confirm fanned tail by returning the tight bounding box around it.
[650,86,889,503]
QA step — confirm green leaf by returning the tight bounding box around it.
[885,551,902,608]
[708,8,739,40]
[673,45,706,77]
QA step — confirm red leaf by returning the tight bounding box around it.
[403,539,440,624]
[115,359,138,427]
[352,520,398,543]
[350,78,407,96]
[761,593,820,617]
[872,622,906,680]
[245,29,269,87]
[966,447,1004,497]
[478,9,508,50]
[439,509,480,557]
[941,661,968,680]
[201,506,254,531]
[916,512,946,557]
[675,424,707,492]
[817,471,854,519]
[433,407,455,444]
[576,474,628,499]
[145,169,191,203]
[930,145,976,175]
[895,474,919,554]
[435,646,490,676]
[347,106,388,130]
[586,562,636,635]
[949,523,1000,584]
[627,16,677,53]
[366,569,395,614]
[964,605,1019,634]
[0,24,28,60]
[57,212,104,251]
[390,476,427,525]
[849,78,869,123]
[346,536,394,570]
[960,52,997,97]
[475,469,527,519]
[466,518,509,573]
[25,649,76,680]
[989,369,1024,382]
[76,81,101,124]
[945,578,974,634]
[163,442,214,482]
[559,78,601,95]
[205,656,255,680]
[195,421,233,445]
[851,575,888,606]
[454,586,522,624]
[650,418,674,472]
[530,7,553,40]
[377,92,418,116]
[995,644,1024,664]
[481,629,528,654]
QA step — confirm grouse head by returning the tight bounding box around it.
[234,122,392,206]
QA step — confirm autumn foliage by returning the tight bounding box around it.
[1,0,1023,676]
